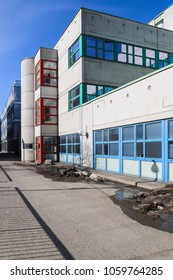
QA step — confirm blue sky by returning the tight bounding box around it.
[0,0,173,114]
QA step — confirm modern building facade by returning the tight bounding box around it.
[149,4,173,30]
[21,6,173,182]
[0,80,21,154]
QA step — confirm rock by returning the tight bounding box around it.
[73,172,81,177]
[80,171,89,177]
[59,169,67,176]
[89,173,104,182]
[137,192,145,197]
[44,159,54,165]
[157,205,164,210]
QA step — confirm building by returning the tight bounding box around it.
[149,4,173,30]
[21,7,173,182]
[1,80,21,155]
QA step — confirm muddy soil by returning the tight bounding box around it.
[35,163,173,233]
[111,185,173,233]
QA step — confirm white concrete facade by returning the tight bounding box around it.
[149,4,173,30]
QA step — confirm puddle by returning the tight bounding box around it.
[112,187,173,233]
[115,188,139,201]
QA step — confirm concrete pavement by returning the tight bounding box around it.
[0,160,173,260]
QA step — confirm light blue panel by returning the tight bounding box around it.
[96,157,106,170]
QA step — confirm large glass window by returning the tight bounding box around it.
[60,133,80,155]
[79,35,173,71]
[86,36,114,61]
[95,128,119,157]
[117,43,143,66]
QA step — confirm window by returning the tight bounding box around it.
[86,85,97,101]
[123,143,134,157]
[122,126,134,141]
[85,36,114,61]
[146,142,161,158]
[109,128,119,141]
[122,126,134,157]
[136,125,143,157]
[35,99,41,125]
[35,98,57,125]
[43,137,58,161]
[145,49,156,68]
[43,98,57,124]
[145,122,161,139]
[95,130,102,142]
[69,85,81,110]
[158,52,168,68]
[117,43,143,66]
[69,83,116,110]
[168,120,173,160]
[145,122,162,159]
[60,134,80,155]
[94,128,119,157]
[35,60,57,89]
[69,38,80,66]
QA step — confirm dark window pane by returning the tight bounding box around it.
[73,97,80,108]
[68,135,72,143]
[146,122,161,139]
[123,143,134,157]
[168,141,173,159]
[123,126,134,141]
[136,142,143,157]
[96,144,102,154]
[95,131,102,142]
[136,125,143,140]
[68,145,73,153]
[109,143,119,156]
[60,145,66,153]
[104,143,108,155]
[146,142,162,158]
[109,128,119,141]
[75,145,80,154]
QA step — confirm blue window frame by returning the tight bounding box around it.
[60,133,80,155]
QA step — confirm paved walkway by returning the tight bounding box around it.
[0,160,173,260]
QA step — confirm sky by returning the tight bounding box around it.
[0,0,173,114]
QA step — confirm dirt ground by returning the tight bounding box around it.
[35,163,173,233]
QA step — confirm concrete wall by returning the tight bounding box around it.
[21,58,35,162]
[82,8,173,52]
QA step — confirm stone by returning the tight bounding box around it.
[44,159,54,165]
[89,173,104,182]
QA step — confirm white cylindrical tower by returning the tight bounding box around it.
[21,58,35,162]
